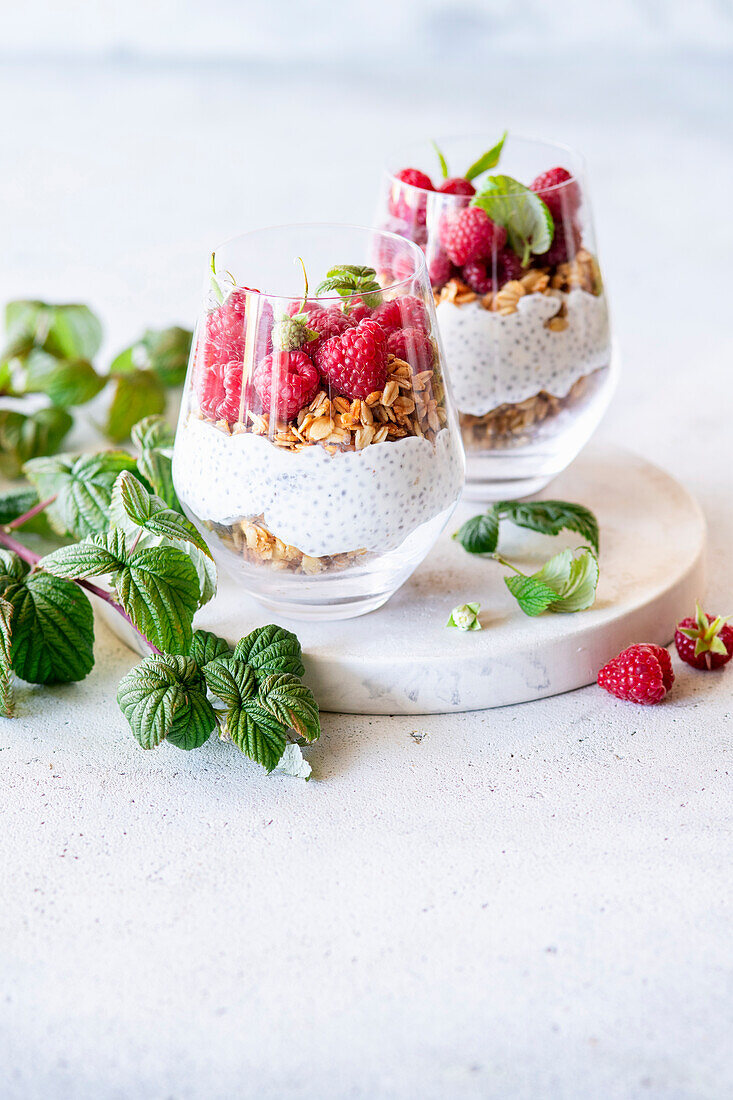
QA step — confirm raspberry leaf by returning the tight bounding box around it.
[495,500,599,554]
[272,742,312,780]
[111,471,211,558]
[0,488,54,536]
[0,571,95,683]
[453,511,499,555]
[0,407,73,479]
[188,628,232,668]
[464,131,507,182]
[115,545,200,655]
[233,624,305,681]
[18,349,105,407]
[111,327,192,390]
[39,531,127,579]
[131,416,180,511]
[315,265,382,310]
[117,654,216,750]
[23,451,139,538]
[0,597,13,718]
[4,301,103,361]
[504,547,599,617]
[104,369,166,443]
[258,672,320,743]
[203,656,288,770]
[202,656,257,708]
[472,175,554,265]
[504,574,558,617]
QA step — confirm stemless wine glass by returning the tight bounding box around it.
[172,224,465,620]
[376,134,615,500]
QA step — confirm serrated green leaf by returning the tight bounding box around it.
[104,369,166,443]
[0,550,28,582]
[39,530,126,580]
[315,265,382,309]
[111,471,211,557]
[472,175,553,264]
[202,656,287,770]
[140,327,193,388]
[43,304,103,360]
[0,488,39,526]
[189,628,232,668]
[504,573,558,617]
[0,572,94,683]
[131,415,175,452]
[233,624,305,680]
[20,348,105,407]
[0,597,13,718]
[0,407,73,478]
[259,672,320,743]
[116,545,200,655]
[134,438,179,510]
[202,655,257,708]
[464,131,507,182]
[117,654,215,750]
[24,451,139,539]
[453,511,499,555]
[496,500,599,553]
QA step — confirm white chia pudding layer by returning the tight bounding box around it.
[173,415,464,559]
[437,288,611,415]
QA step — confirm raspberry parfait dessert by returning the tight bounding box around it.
[376,134,614,499]
[172,225,464,619]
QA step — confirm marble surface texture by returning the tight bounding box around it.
[0,46,731,1100]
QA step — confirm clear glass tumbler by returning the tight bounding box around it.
[172,224,465,620]
[376,134,615,500]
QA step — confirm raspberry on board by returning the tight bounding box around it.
[597,643,674,705]
[675,603,733,670]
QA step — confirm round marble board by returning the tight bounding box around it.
[104,444,706,714]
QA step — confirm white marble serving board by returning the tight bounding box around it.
[101,443,705,713]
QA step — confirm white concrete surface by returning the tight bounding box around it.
[1,44,732,1100]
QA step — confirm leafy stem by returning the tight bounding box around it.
[4,494,57,531]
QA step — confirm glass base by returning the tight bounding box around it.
[247,589,393,621]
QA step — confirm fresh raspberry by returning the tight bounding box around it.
[314,318,388,399]
[530,167,581,220]
[597,644,674,705]
[674,604,733,670]
[253,350,319,421]
[428,249,453,289]
[372,294,429,335]
[389,168,434,226]
[298,305,354,357]
[387,328,434,372]
[439,206,507,265]
[205,288,248,348]
[438,178,476,196]
[543,222,583,267]
[461,249,524,294]
[346,298,373,324]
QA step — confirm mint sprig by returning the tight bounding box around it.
[472,175,554,265]
[464,131,507,182]
[315,265,382,310]
[454,499,599,556]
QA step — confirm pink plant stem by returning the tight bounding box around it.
[0,528,161,656]
[5,494,57,530]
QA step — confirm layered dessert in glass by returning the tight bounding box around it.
[172,225,464,619]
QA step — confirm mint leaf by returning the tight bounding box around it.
[464,131,507,182]
[453,511,499,555]
[0,597,13,718]
[504,547,599,616]
[315,265,382,309]
[20,349,105,407]
[0,571,94,683]
[233,624,305,681]
[0,407,73,478]
[115,545,200,655]
[188,628,232,668]
[104,369,166,443]
[472,175,553,265]
[131,416,180,510]
[24,451,139,538]
[203,656,288,771]
[259,672,320,743]
[496,500,599,554]
[432,140,449,180]
[111,471,211,557]
[117,654,215,750]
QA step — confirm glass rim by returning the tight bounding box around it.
[210,222,429,303]
[383,131,587,197]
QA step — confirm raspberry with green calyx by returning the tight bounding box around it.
[675,603,733,670]
[271,256,319,351]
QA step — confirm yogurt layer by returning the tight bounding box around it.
[437,288,611,415]
[173,416,464,559]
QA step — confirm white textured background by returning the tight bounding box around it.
[1,3,732,1098]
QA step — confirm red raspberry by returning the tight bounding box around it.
[674,605,733,670]
[372,294,429,335]
[389,168,434,226]
[439,206,507,265]
[253,350,319,421]
[314,318,388,399]
[298,305,354,357]
[438,178,476,196]
[428,249,453,288]
[498,248,524,282]
[530,167,581,220]
[597,644,674,705]
[461,249,524,294]
[346,298,373,323]
[461,260,494,295]
[387,328,434,372]
[543,222,583,267]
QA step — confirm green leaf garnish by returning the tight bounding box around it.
[472,174,554,265]
[4,301,103,361]
[115,544,200,655]
[504,547,599,616]
[188,628,232,668]
[117,654,216,750]
[315,265,382,310]
[233,624,305,682]
[111,471,211,558]
[24,451,139,539]
[258,672,321,743]
[495,500,599,554]
[131,415,180,510]
[432,140,449,180]
[464,131,507,182]
[111,327,192,390]
[0,407,73,479]
[19,349,105,407]
[104,369,166,443]
[453,512,499,555]
[446,602,482,631]
[203,656,288,771]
